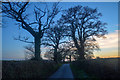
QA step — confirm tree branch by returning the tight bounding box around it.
[14,36,34,44]
[19,2,29,14]
[42,43,55,48]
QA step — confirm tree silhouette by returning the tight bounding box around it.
[2,2,59,60]
[44,41,77,62]
[44,49,54,60]
[43,23,67,62]
[84,38,100,59]
[44,48,62,62]
[58,41,77,62]
[24,44,35,60]
[59,5,107,59]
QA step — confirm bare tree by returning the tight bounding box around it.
[58,41,76,62]
[60,5,107,59]
[24,44,35,60]
[43,23,67,62]
[84,38,100,59]
[44,41,78,62]
[2,2,59,60]
[44,49,54,60]
[44,48,62,62]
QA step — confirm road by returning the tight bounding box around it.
[48,64,74,79]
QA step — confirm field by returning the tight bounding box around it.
[2,58,120,80]
[70,58,120,79]
[2,60,61,79]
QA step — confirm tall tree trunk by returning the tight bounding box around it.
[79,42,85,60]
[34,36,41,60]
[69,55,71,62]
[72,34,85,60]
[54,48,57,63]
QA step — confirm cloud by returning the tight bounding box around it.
[94,49,118,58]
[96,30,118,49]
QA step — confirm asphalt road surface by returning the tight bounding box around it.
[48,64,74,80]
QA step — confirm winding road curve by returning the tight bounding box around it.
[48,64,74,79]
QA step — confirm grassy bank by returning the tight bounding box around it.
[2,60,61,79]
[70,58,120,80]
[70,63,99,80]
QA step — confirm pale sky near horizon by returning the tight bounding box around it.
[2,2,119,60]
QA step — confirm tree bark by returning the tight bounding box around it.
[69,55,71,62]
[34,36,41,60]
[54,47,58,63]
[79,42,85,60]
[72,33,85,60]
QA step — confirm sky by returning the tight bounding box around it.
[2,0,120,2]
[2,2,119,60]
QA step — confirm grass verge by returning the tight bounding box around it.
[70,58,120,80]
[70,63,99,80]
[2,60,62,79]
